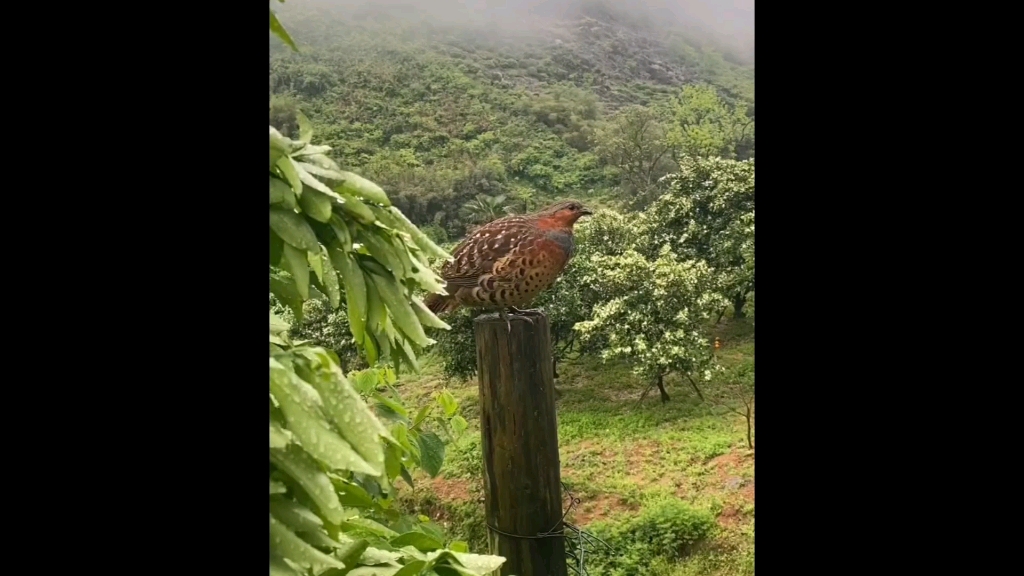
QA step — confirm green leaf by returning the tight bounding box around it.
[270,445,345,525]
[296,162,345,200]
[270,127,294,169]
[271,207,321,251]
[359,256,392,278]
[336,171,392,206]
[412,404,432,428]
[298,161,345,182]
[400,465,415,489]
[347,567,400,576]
[422,550,458,571]
[298,186,333,223]
[448,541,469,553]
[330,246,367,345]
[395,244,448,294]
[269,9,298,51]
[296,110,313,144]
[300,529,347,549]
[336,539,370,569]
[416,432,445,478]
[369,273,432,348]
[392,329,421,373]
[412,298,451,330]
[349,370,378,395]
[341,517,400,540]
[331,477,377,509]
[386,207,451,261]
[270,360,377,475]
[270,515,345,571]
[392,560,427,576]
[271,177,297,209]
[270,269,304,321]
[276,156,303,195]
[361,547,405,565]
[329,214,353,251]
[390,532,443,552]
[450,415,468,437]
[368,327,385,362]
[270,554,302,576]
[449,552,506,575]
[270,421,293,449]
[336,191,378,224]
[306,362,387,476]
[308,248,324,284]
[270,479,288,495]
[270,496,324,533]
[294,145,334,159]
[357,231,401,276]
[373,391,409,418]
[384,443,402,481]
[398,546,427,561]
[271,231,285,267]
[437,391,458,418]
[364,275,386,333]
[282,244,310,300]
[320,248,342,309]
[270,311,291,335]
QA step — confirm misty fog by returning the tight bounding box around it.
[277,0,754,64]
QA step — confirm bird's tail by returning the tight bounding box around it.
[424,292,460,315]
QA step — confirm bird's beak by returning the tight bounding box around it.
[580,207,593,216]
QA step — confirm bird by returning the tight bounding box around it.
[425,200,593,331]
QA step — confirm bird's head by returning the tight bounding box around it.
[534,200,593,230]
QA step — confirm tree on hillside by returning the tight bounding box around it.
[269,7,505,574]
[595,105,677,207]
[642,157,755,319]
[458,193,509,225]
[575,246,727,404]
[708,361,755,449]
[522,83,603,152]
[667,84,754,161]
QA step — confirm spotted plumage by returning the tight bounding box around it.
[424,200,592,317]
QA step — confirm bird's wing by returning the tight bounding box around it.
[442,217,536,289]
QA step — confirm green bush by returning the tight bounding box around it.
[585,499,716,576]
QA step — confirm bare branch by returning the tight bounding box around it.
[684,372,706,402]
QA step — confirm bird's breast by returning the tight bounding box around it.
[543,229,575,259]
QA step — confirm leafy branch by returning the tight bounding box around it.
[269,9,506,575]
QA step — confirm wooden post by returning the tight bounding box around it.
[475,311,567,576]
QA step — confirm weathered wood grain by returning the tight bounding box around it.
[475,311,567,576]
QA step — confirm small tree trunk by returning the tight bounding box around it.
[715,307,727,324]
[732,292,747,319]
[745,405,753,449]
[656,374,670,403]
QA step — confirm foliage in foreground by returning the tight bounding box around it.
[270,6,505,574]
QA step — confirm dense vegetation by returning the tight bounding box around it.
[270,1,754,574]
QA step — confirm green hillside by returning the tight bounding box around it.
[270,0,753,238]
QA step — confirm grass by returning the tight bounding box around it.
[392,316,755,576]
